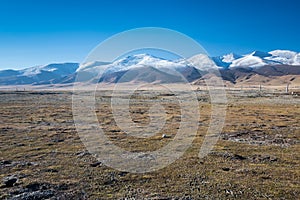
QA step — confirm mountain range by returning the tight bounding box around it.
[0,50,299,86]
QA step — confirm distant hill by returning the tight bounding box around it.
[0,63,78,85]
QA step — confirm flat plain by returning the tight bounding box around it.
[0,88,299,199]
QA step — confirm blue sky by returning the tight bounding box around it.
[0,0,299,69]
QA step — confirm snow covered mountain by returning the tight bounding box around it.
[0,63,78,85]
[75,54,200,83]
[265,50,300,65]
[212,53,242,68]
[77,54,188,74]
[224,50,300,68]
[0,50,299,85]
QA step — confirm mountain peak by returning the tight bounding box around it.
[222,53,242,63]
[114,54,163,67]
[228,50,300,68]
[269,49,296,55]
[266,50,299,65]
[187,54,217,70]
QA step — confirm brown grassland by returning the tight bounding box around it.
[0,88,299,199]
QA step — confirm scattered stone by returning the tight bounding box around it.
[51,138,64,143]
[211,152,279,164]
[90,161,102,167]
[261,176,271,180]
[118,171,129,177]
[250,155,278,163]
[225,189,234,196]
[15,143,25,147]
[222,167,230,171]
[43,168,59,173]
[221,130,297,147]
[102,172,118,185]
[10,190,54,200]
[136,153,155,160]
[233,154,247,160]
[3,175,18,187]
[6,182,73,199]
[76,151,91,157]
[0,160,12,165]
[25,182,47,191]
[210,152,247,161]
[162,134,171,138]
[16,161,38,167]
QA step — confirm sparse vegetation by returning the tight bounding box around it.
[0,90,299,199]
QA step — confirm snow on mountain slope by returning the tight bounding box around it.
[294,53,300,65]
[0,63,79,85]
[265,50,299,65]
[228,50,295,68]
[106,54,187,73]
[78,54,187,75]
[74,54,210,83]
[269,50,296,59]
[0,50,299,85]
[222,53,242,63]
[212,53,242,68]
[21,63,79,77]
[186,54,218,70]
[76,61,111,72]
[230,52,268,68]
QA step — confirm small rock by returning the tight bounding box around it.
[52,138,64,143]
[0,160,12,165]
[16,161,38,167]
[250,155,278,163]
[225,189,234,196]
[233,154,247,160]
[3,175,18,187]
[162,134,171,138]
[118,171,129,177]
[76,151,91,157]
[90,161,102,167]
[15,143,25,147]
[222,167,230,171]
[44,168,59,173]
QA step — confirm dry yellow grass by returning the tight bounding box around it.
[0,90,299,199]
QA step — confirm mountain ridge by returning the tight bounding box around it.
[0,50,299,86]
